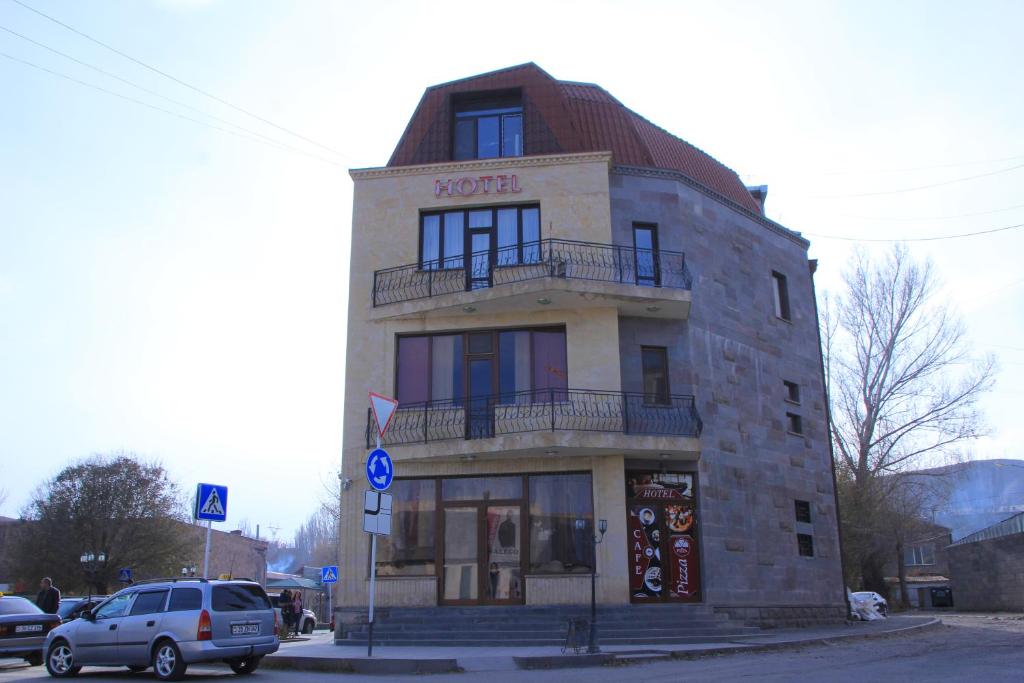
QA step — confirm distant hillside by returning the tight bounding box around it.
[910,459,1024,541]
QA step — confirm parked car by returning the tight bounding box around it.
[56,597,107,623]
[851,591,888,617]
[268,593,316,634]
[43,578,278,680]
[0,594,63,666]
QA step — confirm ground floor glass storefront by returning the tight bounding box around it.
[375,473,595,605]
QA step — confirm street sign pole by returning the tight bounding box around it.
[202,520,212,579]
[367,431,381,657]
[365,392,398,659]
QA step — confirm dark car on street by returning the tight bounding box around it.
[0,594,63,666]
[56,597,107,623]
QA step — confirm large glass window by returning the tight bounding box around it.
[396,328,566,405]
[443,476,522,501]
[453,98,523,161]
[420,206,540,273]
[528,474,594,574]
[376,479,437,576]
[641,346,670,405]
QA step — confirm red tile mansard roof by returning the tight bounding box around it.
[388,63,763,215]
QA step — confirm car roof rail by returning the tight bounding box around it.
[129,577,211,587]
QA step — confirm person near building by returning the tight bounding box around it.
[35,577,60,614]
[279,589,293,637]
[292,590,303,635]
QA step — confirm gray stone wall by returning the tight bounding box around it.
[610,168,845,616]
[948,534,1024,611]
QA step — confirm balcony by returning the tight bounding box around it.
[371,239,693,320]
[365,388,703,462]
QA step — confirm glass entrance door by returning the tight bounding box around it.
[442,507,478,603]
[441,503,525,605]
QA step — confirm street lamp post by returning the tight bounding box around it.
[575,518,608,654]
[79,551,107,603]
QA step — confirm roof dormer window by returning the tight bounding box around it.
[453,93,522,160]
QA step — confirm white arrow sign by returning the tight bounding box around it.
[369,392,399,437]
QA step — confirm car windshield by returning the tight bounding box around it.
[0,597,44,615]
[57,600,82,618]
[212,584,271,611]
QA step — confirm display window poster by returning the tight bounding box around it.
[628,504,663,599]
[626,471,693,500]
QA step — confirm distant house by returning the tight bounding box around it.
[947,512,1024,612]
[881,522,954,609]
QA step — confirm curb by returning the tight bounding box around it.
[670,618,944,660]
[514,653,614,669]
[262,655,460,675]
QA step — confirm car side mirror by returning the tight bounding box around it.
[82,610,96,621]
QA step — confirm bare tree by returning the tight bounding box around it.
[823,246,995,592]
[12,453,193,593]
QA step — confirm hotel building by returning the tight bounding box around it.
[337,63,845,630]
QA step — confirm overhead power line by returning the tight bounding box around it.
[804,222,1024,243]
[8,0,349,160]
[811,163,1024,199]
[820,153,1024,176]
[0,24,326,158]
[0,51,344,167]
[840,203,1024,223]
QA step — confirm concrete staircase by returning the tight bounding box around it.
[340,604,762,647]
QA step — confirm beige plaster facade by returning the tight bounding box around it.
[339,153,676,609]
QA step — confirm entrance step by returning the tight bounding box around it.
[340,605,761,647]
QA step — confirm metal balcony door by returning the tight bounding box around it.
[467,357,494,439]
[633,224,661,287]
[467,230,493,290]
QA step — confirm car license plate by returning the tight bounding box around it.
[231,624,259,636]
[15,624,43,633]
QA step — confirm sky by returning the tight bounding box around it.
[1,0,1021,542]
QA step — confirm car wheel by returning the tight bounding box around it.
[302,619,314,634]
[152,640,187,681]
[229,655,262,675]
[46,640,81,677]
[879,604,888,617]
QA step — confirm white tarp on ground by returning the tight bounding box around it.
[849,589,886,620]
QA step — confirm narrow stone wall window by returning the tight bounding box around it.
[641,346,671,405]
[795,500,812,524]
[772,271,791,321]
[797,533,815,557]
[784,380,801,404]
[786,412,803,435]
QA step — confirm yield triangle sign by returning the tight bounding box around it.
[369,391,399,437]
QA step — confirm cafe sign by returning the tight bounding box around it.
[434,174,522,198]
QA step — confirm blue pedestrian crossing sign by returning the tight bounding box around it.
[366,448,394,492]
[194,483,229,522]
[118,568,132,583]
[321,565,339,584]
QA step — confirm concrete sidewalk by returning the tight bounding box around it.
[263,615,942,675]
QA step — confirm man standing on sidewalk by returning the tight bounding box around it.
[35,577,60,614]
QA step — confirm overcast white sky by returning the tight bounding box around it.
[1,0,1021,541]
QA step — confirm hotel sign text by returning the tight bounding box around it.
[434,174,522,198]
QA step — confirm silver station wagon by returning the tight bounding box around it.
[43,578,279,680]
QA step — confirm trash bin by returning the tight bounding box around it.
[930,587,954,608]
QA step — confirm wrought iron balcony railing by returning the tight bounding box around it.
[365,388,703,448]
[372,239,693,307]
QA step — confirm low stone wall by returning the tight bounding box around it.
[948,534,1024,611]
[714,604,847,628]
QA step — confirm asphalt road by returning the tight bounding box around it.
[1,614,1021,682]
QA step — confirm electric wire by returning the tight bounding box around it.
[0,51,344,168]
[840,203,1024,222]
[820,153,1024,176]
[0,24,329,159]
[811,163,1024,199]
[804,223,1024,243]
[8,0,349,160]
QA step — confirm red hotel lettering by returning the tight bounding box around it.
[434,174,522,198]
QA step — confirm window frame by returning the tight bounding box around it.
[632,223,661,287]
[786,412,803,435]
[452,94,524,161]
[905,543,936,566]
[797,533,815,557]
[784,380,801,405]
[772,271,792,321]
[794,500,812,524]
[419,204,540,273]
[640,345,671,406]
[394,325,567,406]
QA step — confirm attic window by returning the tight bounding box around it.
[453,93,522,160]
